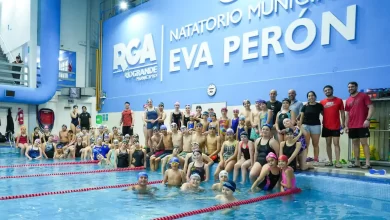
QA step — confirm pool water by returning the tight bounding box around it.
[0,155,389,220]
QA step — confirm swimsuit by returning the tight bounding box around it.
[283,142,297,171]
[183,115,190,127]
[219,119,229,135]
[259,111,269,127]
[33,133,40,142]
[71,114,79,126]
[171,112,182,127]
[237,126,245,141]
[75,142,83,158]
[278,110,291,130]
[19,135,28,144]
[282,167,296,191]
[293,128,307,153]
[146,108,158,129]
[42,133,50,143]
[258,167,280,191]
[190,162,206,181]
[117,149,129,168]
[240,142,250,160]
[132,149,144,167]
[188,121,195,129]
[28,146,40,158]
[250,125,260,141]
[223,141,237,161]
[231,117,239,135]
[256,138,276,166]
[45,142,55,158]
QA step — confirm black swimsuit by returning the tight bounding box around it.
[256,138,275,166]
[132,149,144,167]
[117,150,129,168]
[75,142,83,158]
[171,112,182,127]
[258,168,280,191]
[283,142,297,171]
[183,115,190,127]
[33,133,40,142]
[190,162,206,181]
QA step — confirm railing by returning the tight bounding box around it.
[100,0,150,22]
[0,34,14,61]
[36,69,76,90]
[0,61,29,86]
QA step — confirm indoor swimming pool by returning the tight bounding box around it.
[0,154,389,220]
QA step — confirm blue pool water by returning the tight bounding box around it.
[0,155,389,220]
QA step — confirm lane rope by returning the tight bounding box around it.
[153,188,302,220]
[0,167,145,180]
[0,180,162,201]
[0,160,99,169]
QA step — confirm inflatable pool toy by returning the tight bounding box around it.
[369,169,386,175]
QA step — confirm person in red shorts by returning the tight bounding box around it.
[345,82,374,169]
[320,85,345,168]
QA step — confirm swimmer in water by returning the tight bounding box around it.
[180,173,204,192]
[215,180,239,214]
[163,157,186,187]
[278,155,296,192]
[126,172,158,194]
[212,170,229,192]
[251,152,281,192]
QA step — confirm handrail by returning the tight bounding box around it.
[0,33,14,60]
[0,61,29,68]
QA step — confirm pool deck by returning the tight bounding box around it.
[309,163,390,179]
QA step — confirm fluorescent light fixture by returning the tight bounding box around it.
[120,1,128,10]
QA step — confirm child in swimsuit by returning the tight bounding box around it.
[236,116,248,141]
[215,180,239,213]
[26,139,42,160]
[251,152,281,192]
[278,155,296,192]
[231,109,240,137]
[163,157,186,187]
[187,112,197,130]
[180,173,205,192]
[212,170,229,192]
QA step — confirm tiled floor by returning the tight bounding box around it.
[309,163,390,178]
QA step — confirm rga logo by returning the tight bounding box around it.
[113,33,158,81]
[220,0,237,4]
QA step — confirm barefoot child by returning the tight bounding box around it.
[212,170,229,191]
[163,157,186,187]
[279,155,296,192]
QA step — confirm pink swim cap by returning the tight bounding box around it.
[266,152,277,161]
[233,108,239,113]
[190,112,195,116]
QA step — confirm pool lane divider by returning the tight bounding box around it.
[0,167,145,180]
[0,160,99,169]
[0,180,163,201]
[153,188,302,220]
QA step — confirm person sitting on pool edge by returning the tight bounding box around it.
[251,152,281,192]
[126,172,158,194]
[180,173,204,192]
[25,139,43,160]
[215,180,239,213]
[212,170,229,192]
[162,157,186,187]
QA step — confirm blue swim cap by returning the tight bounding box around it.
[169,157,180,164]
[137,172,148,179]
[223,180,236,192]
[239,115,245,121]
[160,125,167,130]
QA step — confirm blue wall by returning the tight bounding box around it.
[101,0,390,112]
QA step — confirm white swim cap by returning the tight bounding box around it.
[219,170,228,178]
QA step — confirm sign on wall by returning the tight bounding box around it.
[101,0,390,112]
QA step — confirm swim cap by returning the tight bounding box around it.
[239,115,245,121]
[44,125,49,129]
[256,99,266,104]
[138,172,148,179]
[171,122,177,127]
[202,111,209,116]
[125,134,130,137]
[174,101,180,106]
[133,134,139,138]
[159,102,164,107]
[262,123,272,129]
[76,125,81,129]
[190,112,195,116]
[160,125,167,130]
[233,108,239,114]
[219,170,228,178]
[143,104,148,108]
[210,112,216,117]
[240,131,248,137]
[113,139,119,144]
[98,125,104,129]
[226,128,234,135]
[223,180,236,192]
[62,124,67,128]
[192,142,199,147]
[285,128,294,134]
[34,139,41,144]
[180,125,186,130]
[278,155,288,162]
[221,107,228,112]
[266,152,277,161]
[56,144,63,149]
[190,173,201,180]
[153,126,158,131]
[196,122,203,127]
[169,157,180,164]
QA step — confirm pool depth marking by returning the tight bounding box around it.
[0,160,99,169]
[0,180,163,201]
[0,167,145,180]
[153,188,302,220]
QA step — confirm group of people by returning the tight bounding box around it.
[13,82,374,200]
